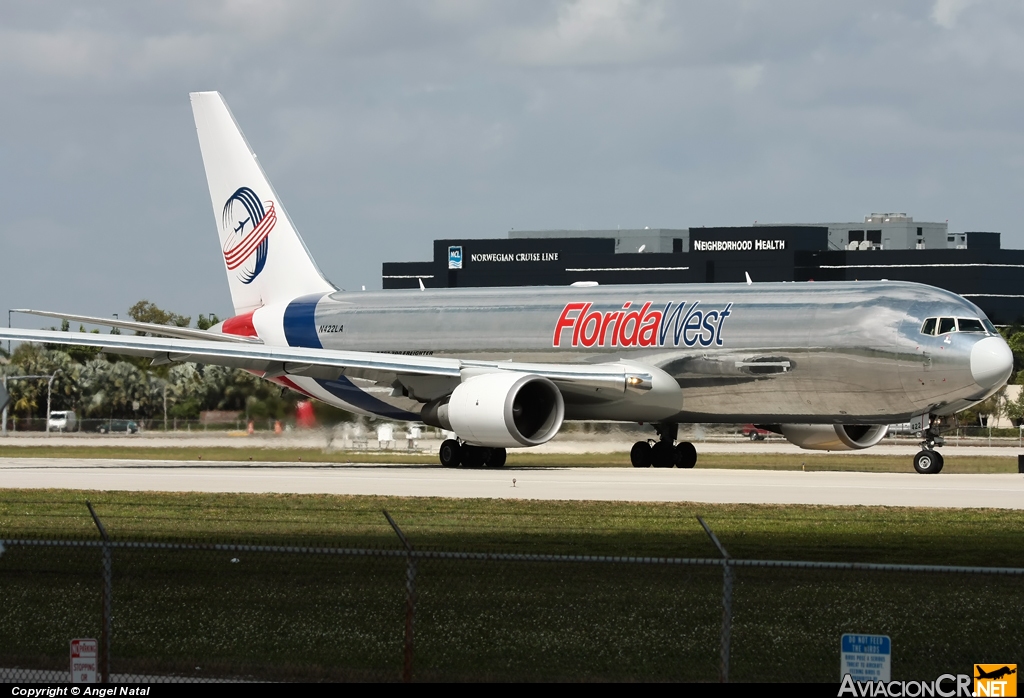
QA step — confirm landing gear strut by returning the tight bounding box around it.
[630,423,697,469]
[913,418,945,475]
[438,438,506,468]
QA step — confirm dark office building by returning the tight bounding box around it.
[382,215,1024,324]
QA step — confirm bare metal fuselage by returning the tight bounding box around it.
[290,279,996,424]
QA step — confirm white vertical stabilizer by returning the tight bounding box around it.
[190,91,335,315]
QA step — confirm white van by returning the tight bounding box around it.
[48,410,77,432]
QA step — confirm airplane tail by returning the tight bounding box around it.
[190,91,335,316]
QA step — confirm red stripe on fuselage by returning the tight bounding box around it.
[268,375,316,399]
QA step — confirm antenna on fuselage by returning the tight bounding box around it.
[418,278,426,291]
[745,271,753,285]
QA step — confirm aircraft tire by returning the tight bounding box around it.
[913,449,944,474]
[630,441,652,468]
[651,441,675,468]
[676,441,697,469]
[439,439,462,468]
[460,445,487,468]
[487,447,507,468]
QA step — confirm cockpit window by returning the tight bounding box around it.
[921,316,993,336]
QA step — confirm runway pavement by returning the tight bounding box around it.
[2,457,1022,508]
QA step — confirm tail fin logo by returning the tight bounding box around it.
[221,186,277,284]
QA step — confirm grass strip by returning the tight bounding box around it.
[2,491,1021,682]
[2,489,1021,564]
[0,445,1019,472]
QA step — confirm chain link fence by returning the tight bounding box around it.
[1,512,1021,683]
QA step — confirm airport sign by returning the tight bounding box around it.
[70,638,98,683]
[841,633,891,682]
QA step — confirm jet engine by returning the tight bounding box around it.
[779,424,889,451]
[424,372,565,448]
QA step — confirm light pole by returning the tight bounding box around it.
[7,309,11,356]
[45,369,63,436]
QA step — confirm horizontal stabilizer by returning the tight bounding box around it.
[11,309,260,344]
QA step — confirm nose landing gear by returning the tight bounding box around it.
[630,423,697,469]
[913,419,945,474]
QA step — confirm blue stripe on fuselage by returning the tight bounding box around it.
[282,294,418,420]
[283,294,325,349]
[314,377,419,421]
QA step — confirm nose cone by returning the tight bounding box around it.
[971,336,1014,390]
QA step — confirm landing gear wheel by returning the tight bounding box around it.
[460,445,486,468]
[439,439,461,468]
[651,441,675,468]
[676,441,697,469]
[487,448,507,468]
[913,449,944,474]
[630,441,652,468]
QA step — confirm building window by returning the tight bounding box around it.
[917,227,923,236]
[866,230,882,243]
[848,230,864,243]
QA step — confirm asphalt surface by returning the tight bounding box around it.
[2,457,1022,508]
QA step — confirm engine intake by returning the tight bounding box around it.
[779,424,889,451]
[426,372,565,448]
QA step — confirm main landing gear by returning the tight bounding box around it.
[630,423,697,469]
[439,439,507,468]
[913,420,945,475]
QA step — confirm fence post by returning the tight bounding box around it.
[383,510,416,683]
[698,516,732,683]
[87,502,112,684]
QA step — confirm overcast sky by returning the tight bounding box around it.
[2,0,1023,324]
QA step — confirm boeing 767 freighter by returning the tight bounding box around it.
[0,92,1013,474]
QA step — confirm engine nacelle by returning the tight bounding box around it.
[779,424,889,451]
[435,372,565,448]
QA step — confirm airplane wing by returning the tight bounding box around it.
[0,328,653,398]
[11,309,261,344]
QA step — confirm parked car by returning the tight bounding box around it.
[47,410,77,432]
[96,420,139,434]
[741,424,771,441]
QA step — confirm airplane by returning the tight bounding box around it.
[0,92,1013,474]
[975,666,1016,681]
